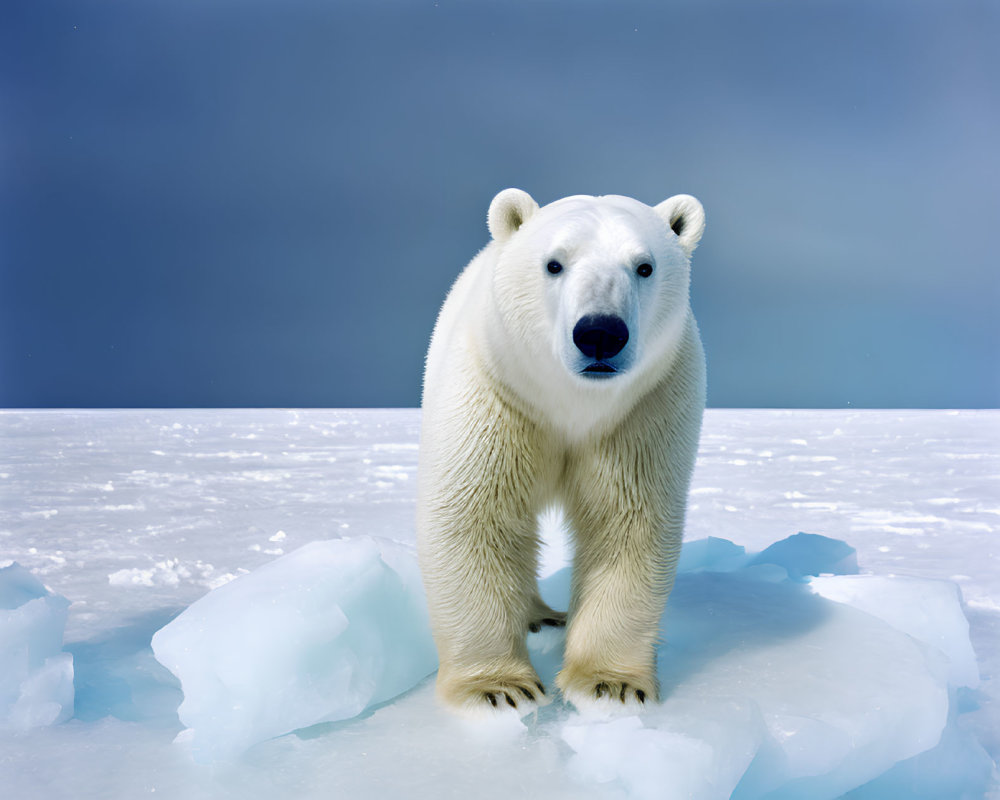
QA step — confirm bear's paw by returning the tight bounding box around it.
[527,611,567,634]
[557,666,658,712]
[438,669,551,717]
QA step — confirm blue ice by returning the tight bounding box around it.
[0,563,74,729]
[5,532,992,798]
[151,536,437,760]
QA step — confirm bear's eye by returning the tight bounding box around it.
[636,263,654,278]
[546,260,564,275]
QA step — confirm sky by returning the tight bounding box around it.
[1,0,998,408]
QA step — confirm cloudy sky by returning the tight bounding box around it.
[2,0,997,408]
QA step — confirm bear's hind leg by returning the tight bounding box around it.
[527,594,567,633]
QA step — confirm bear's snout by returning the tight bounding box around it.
[573,314,629,361]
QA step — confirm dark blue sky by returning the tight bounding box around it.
[2,0,998,408]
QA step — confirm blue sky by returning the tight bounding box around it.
[1,0,997,408]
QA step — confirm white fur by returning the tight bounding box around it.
[417,190,706,715]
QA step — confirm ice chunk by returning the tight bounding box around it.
[559,535,981,800]
[149,530,987,798]
[677,536,749,573]
[562,699,762,800]
[844,709,996,799]
[810,574,979,688]
[0,563,74,730]
[749,531,858,578]
[151,536,437,759]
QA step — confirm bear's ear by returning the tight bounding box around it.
[655,194,706,257]
[488,188,539,242]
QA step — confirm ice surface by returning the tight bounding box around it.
[552,534,988,800]
[148,526,991,798]
[1,408,997,798]
[810,574,980,689]
[151,536,436,760]
[0,563,74,730]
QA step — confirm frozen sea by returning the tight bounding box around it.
[1,408,998,798]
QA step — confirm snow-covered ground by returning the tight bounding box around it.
[1,409,998,798]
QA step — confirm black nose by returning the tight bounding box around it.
[573,314,629,360]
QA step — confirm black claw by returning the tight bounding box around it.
[486,692,498,707]
[528,622,540,633]
[619,684,628,703]
[519,686,535,701]
[504,692,517,708]
[636,689,646,704]
[535,681,546,695]
[595,682,608,699]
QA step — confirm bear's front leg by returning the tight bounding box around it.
[417,398,555,716]
[556,534,670,709]
[426,518,549,715]
[556,444,684,710]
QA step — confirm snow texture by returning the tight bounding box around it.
[0,409,997,799]
[0,563,74,730]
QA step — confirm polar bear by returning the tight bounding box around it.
[417,189,706,714]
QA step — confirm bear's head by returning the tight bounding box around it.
[485,189,704,393]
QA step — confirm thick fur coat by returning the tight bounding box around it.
[417,189,706,714]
